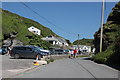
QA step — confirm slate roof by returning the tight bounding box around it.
[42,36,67,43]
[72,45,91,49]
[56,37,67,43]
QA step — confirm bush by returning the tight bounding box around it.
[28,35,51,49]
[92,45,114,64]
[46,58,54,64]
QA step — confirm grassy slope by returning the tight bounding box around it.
[1,9,58,49]
[73,38,94,46]
[92,2,120,65]
[2,10,56,39]
[93,24,120,65]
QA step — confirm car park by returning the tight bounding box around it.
[10,45,45,59]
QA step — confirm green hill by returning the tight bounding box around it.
[1,9,58,49]
[93,2,120,66]
[73,38,94,46]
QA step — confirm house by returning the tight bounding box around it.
[71,45,91,53]
[28,26,41,35]
[41,35,69,46]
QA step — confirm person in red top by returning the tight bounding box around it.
[73,48,77,58]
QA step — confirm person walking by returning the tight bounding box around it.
[68,49,74,58]
[73,48,77,58]
[7,46,12,56]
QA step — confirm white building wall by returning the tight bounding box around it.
[28,26,41,35]
[42,36,69,47]
[53,41,56,45]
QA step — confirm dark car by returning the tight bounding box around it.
[0,48,7,55]
[64,50,70,54]
[52,49,66,55]
[10,45,45,59]
[36,46,51,55]
[0,46,8,55]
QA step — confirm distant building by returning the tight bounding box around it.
[41,35,69,46]
[28,26,41,35]
[71,45,91,53]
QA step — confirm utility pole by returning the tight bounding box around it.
[100,0,105,52]
[78,34,80,50]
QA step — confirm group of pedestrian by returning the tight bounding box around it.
[68,48,77,58]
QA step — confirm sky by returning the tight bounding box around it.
[2,2,117,42]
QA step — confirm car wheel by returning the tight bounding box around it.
[14,54,20,59]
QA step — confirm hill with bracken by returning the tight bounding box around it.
[1,9,59,49]
[73,38,94,46]
[93,2,120,66]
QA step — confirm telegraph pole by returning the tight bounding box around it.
[100,0,105,52]
[78,34,80,50]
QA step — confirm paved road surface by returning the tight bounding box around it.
[13,57,118,78]
[1,55,36,78]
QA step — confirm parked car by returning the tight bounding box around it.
[36,47,51,55]
[0,48,2,54]
[0,46,8,55]
[64,50,70,54]
[49,50,55,54]
[52,49,66,55]
[10,45,46,59]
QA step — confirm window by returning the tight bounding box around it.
[48,36,52,38]
[14,47,26,50]
[26,47,32,51]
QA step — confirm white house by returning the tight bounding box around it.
[71,45,91,53]
[41,35,69,46]
[28,26,41,35]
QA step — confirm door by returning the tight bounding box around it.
[24,47,35,58]
[15,47,26,58]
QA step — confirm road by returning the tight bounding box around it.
[12,57,118,79]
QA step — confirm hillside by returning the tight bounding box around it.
[1,9,58,49]
[73,38,94,46]
[93,2,120,66]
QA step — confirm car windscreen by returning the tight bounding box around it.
[55,50,64,52]
[36,47,44,50]
[33,47,40,51]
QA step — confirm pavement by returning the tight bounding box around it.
[1,55,38,78]
[1,54,70,78]
[12,57,118,78]
[0,55,2,79]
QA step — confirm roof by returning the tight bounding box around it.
[13,45,35,48]
[28,26,40,31]
[56,37,67,43]
[72,45,91,49]
[42,36,67,43]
